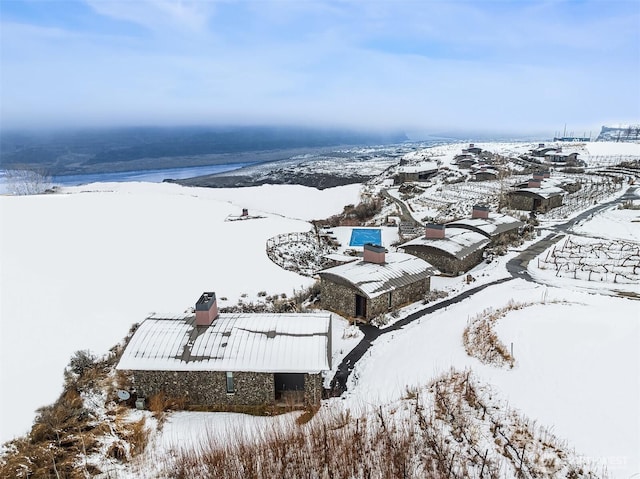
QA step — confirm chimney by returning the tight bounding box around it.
[425,223,446,239]
[242,208,249,217]
[533,171,544,180]
[528,178,541,188]
[195,292,218,326]
[543,170,550,178]
[538,143,545,148]
[472,205,490,219]
[363,243,386,264]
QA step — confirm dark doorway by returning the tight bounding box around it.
[355,294,367,319]
[274,373,305,404]
[533,198,542,210]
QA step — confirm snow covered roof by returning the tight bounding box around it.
[398,163,438,174]
[511,187,566,199]
[400,227,489,260]
[323,253,359,263]
[318,252,438,299]
[447,213,523,238]
[117,312,331,373]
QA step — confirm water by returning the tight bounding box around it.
[49,162,255,187]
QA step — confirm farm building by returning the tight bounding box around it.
[462,143,483,155]
[454,155,478,169]
[507,178,565,212]
[447,205,524,245]
[544,150,580,164]
[318,244,438,322]
[399,224,490,276]
[117,293,332,407]
[474,169,499,181]
[396,163,439,183]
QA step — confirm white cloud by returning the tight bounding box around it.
[85,0,215,33]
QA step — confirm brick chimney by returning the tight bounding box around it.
[538,143,545,148]
[195,292,218,326]
[528,178,541,188]
[469,143,475,148]
[363,243,386,264]
[543,170,550,178]
[425,223,445,239]
[242,208,249,217]
[472,205,490,219]
[533,171,544,181]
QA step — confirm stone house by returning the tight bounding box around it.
[507,178,565,212]
[399,224,489,276]
[395,163,439,184]
[462,143,483,155]
[474,169,499,181]
[544,150,580,164]
[318,244,438,322]
[446,205,524,245]
[117,293,332,407]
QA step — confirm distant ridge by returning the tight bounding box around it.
[596,124,640,142]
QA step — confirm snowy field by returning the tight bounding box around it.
[0,181,361,442]
[2,140,639,478]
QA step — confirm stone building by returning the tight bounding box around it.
[117,293,331,407]
[400,224,489,276]
[395,163,439,183]
[446,205,523,245]
[507,178,565,212]
[318,244,438,322]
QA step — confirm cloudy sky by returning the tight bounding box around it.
[1,0,639,136]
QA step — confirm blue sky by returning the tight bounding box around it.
[1,0,638,136]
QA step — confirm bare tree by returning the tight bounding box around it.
[3,168,52,195]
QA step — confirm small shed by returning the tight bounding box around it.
[117,295,332,407]
[399,225,489,276]
[318,244,438,322]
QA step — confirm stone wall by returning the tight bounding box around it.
[405,247,484,276]
[131,370,273,406]
[507,192,563,212]
[320,276,431,322]
[130,370,324,407]
[320,277,357,318]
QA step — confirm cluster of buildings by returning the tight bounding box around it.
[117,143,580,410]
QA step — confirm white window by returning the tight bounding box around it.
[226,372,234,394]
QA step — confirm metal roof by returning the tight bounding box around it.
[117,312,331,373]
[447,213,524,238]
[318,252,438,299]
[400,227,489,260]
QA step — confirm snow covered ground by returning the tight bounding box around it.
[2,140,639,478]
[0,181,360,443]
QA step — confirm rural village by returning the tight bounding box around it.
[1,136,639,478]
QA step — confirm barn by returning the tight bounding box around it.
[117,293,332,407]
[318,244,438,322]
[399,224,489,276]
